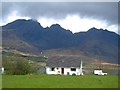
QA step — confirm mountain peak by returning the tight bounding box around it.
[50,24,62,29]
[28,19,38,22]
[87,27,118,36]
[12,19,27,22]
[89,27,103,31]
[88,27,109,31]
[87,27,108,33]
[12,19,38,23]
[2,19,43,30]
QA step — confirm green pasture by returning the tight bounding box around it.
[2,74,118,88]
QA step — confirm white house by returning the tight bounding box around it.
[46,56,83,75]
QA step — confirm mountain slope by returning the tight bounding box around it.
[2,19,120,63]
[74,28,119,63]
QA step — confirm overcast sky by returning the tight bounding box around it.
[0,2,118,33]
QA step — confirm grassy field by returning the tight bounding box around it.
[2,74,119,88]
[0,75,2,89]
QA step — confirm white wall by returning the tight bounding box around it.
[64,68,81,75]
[46,67,83,75]
[94,70,102,74]
[46,67,61,75]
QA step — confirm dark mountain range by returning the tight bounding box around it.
[1,19,120,64]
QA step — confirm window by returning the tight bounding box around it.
[71,68,76,71]
[51,67,55,71]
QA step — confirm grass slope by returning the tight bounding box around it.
[2,74,118,88]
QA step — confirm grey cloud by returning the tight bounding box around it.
[2,2,118,24]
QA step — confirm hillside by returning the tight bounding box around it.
[1,19,120,64]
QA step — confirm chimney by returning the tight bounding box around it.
[80,60,82,69]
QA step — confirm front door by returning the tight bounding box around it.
[61,68,64,74]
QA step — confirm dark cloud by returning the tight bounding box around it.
[2,2,118,24]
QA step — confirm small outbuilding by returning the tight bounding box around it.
[46,56,83,75]
[0,67,4,74]
[94,70,107,75]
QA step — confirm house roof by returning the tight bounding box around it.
[46,56,81,67]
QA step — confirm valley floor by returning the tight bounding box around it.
[2,74,119,88]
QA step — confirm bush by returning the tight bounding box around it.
[3,59,37,75]
[13,60,31,75]
[3,59,16,75]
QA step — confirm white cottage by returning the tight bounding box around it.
[46,57,83,75]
